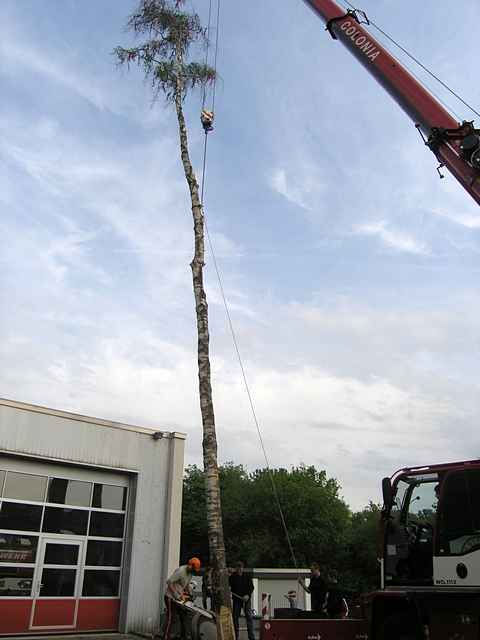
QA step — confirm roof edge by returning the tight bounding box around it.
[0,397,187,440]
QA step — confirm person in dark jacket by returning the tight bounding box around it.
[229,561,255,640]
[298,563,327,615]
[325,573,349,619]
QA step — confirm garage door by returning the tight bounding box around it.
[0,457,130,634]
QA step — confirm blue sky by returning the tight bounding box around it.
[1,0,480,509]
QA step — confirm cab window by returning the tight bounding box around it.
[407,481,437,528]
[391,479,408,518]
[437,469,480,555]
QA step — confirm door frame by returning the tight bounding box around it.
[29,537,84,631]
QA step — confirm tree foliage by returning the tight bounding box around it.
[114,0,215,101]
[344,502,381,592]
[181,464,381,592]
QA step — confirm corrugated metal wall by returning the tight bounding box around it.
[0,400,185,636]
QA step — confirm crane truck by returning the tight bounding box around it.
[258,2,480,639]
[261,458,480,639]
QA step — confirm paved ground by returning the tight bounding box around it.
[239,620,260,640]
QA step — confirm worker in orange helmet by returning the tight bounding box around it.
[163,557,201,639]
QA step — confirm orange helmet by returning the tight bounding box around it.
[188,557,201,571]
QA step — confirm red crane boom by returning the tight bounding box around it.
[303,0,480,206]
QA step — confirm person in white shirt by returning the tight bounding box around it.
[163,557,201,639]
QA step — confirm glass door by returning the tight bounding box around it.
[29,538,83,630]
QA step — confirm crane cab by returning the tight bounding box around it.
[382,460,480,589]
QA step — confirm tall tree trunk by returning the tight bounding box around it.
[174,80,234,640]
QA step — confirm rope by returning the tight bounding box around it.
[342,0,480,120]
[201,0,213,110]
[203,216,300,573]
[211,0,221,114]
[198,0,300,573]
[374,36,463,122]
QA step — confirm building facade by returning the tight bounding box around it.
[252,569,311,614]
[0,398,185,636]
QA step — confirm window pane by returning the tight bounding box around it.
[407,481,437,527]
[92,484,126,510]
[4,472,47,502]
[44,543,79,566]
[47,478,92,507]
[466,470,480,531]
[0,471,5,496]
[0,502,43,531]
[40,568,76,596]
[82,570,120,596]
[89,511,125,538]
[42,507,88,536]
[0,567,33,597]
[86,540,122,566]
[0,534,38,563]
[438,472,472,554]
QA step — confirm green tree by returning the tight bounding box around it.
[115,1,232,633]
[182,464,351,570]
[344,502,381,592]
[182,464,381,593]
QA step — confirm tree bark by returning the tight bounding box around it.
[174,75,234,639]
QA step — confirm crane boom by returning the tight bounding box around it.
[303,0,480,206]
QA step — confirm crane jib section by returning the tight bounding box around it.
[302,0,480,206]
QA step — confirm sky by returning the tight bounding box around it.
[1,0,480,511]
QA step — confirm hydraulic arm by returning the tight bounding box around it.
[303,0,480,206]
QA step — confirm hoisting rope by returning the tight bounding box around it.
[341,0,480,120]
[201,0,213,112]
[198,0,300,575]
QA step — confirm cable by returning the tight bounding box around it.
[201,0,213,111]
[198,0,300,573]
[371,32,464,122]
[211,0,221,114]
[203,216,300,572]
[342,0,480,120]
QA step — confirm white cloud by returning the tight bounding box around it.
[353,220,429,254]
[0,323,459,509]
[0,10,168,124]
[270,165,325,212]
[0,34,109,112]
[430,208,480,229]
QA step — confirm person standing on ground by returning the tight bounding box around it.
[163,557,201,639]
[325,572,349,619]
[298,563,328,615]
[202,566,213,610]
[229,561,255,640]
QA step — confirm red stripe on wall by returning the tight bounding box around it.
[0,600,32,633]
[76,598,120,631]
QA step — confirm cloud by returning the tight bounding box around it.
[269,166,325,212]
[430,208,480,230]
[352,220,429,254]
[0,7,168,124]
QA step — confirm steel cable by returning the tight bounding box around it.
[198,0,300,574]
